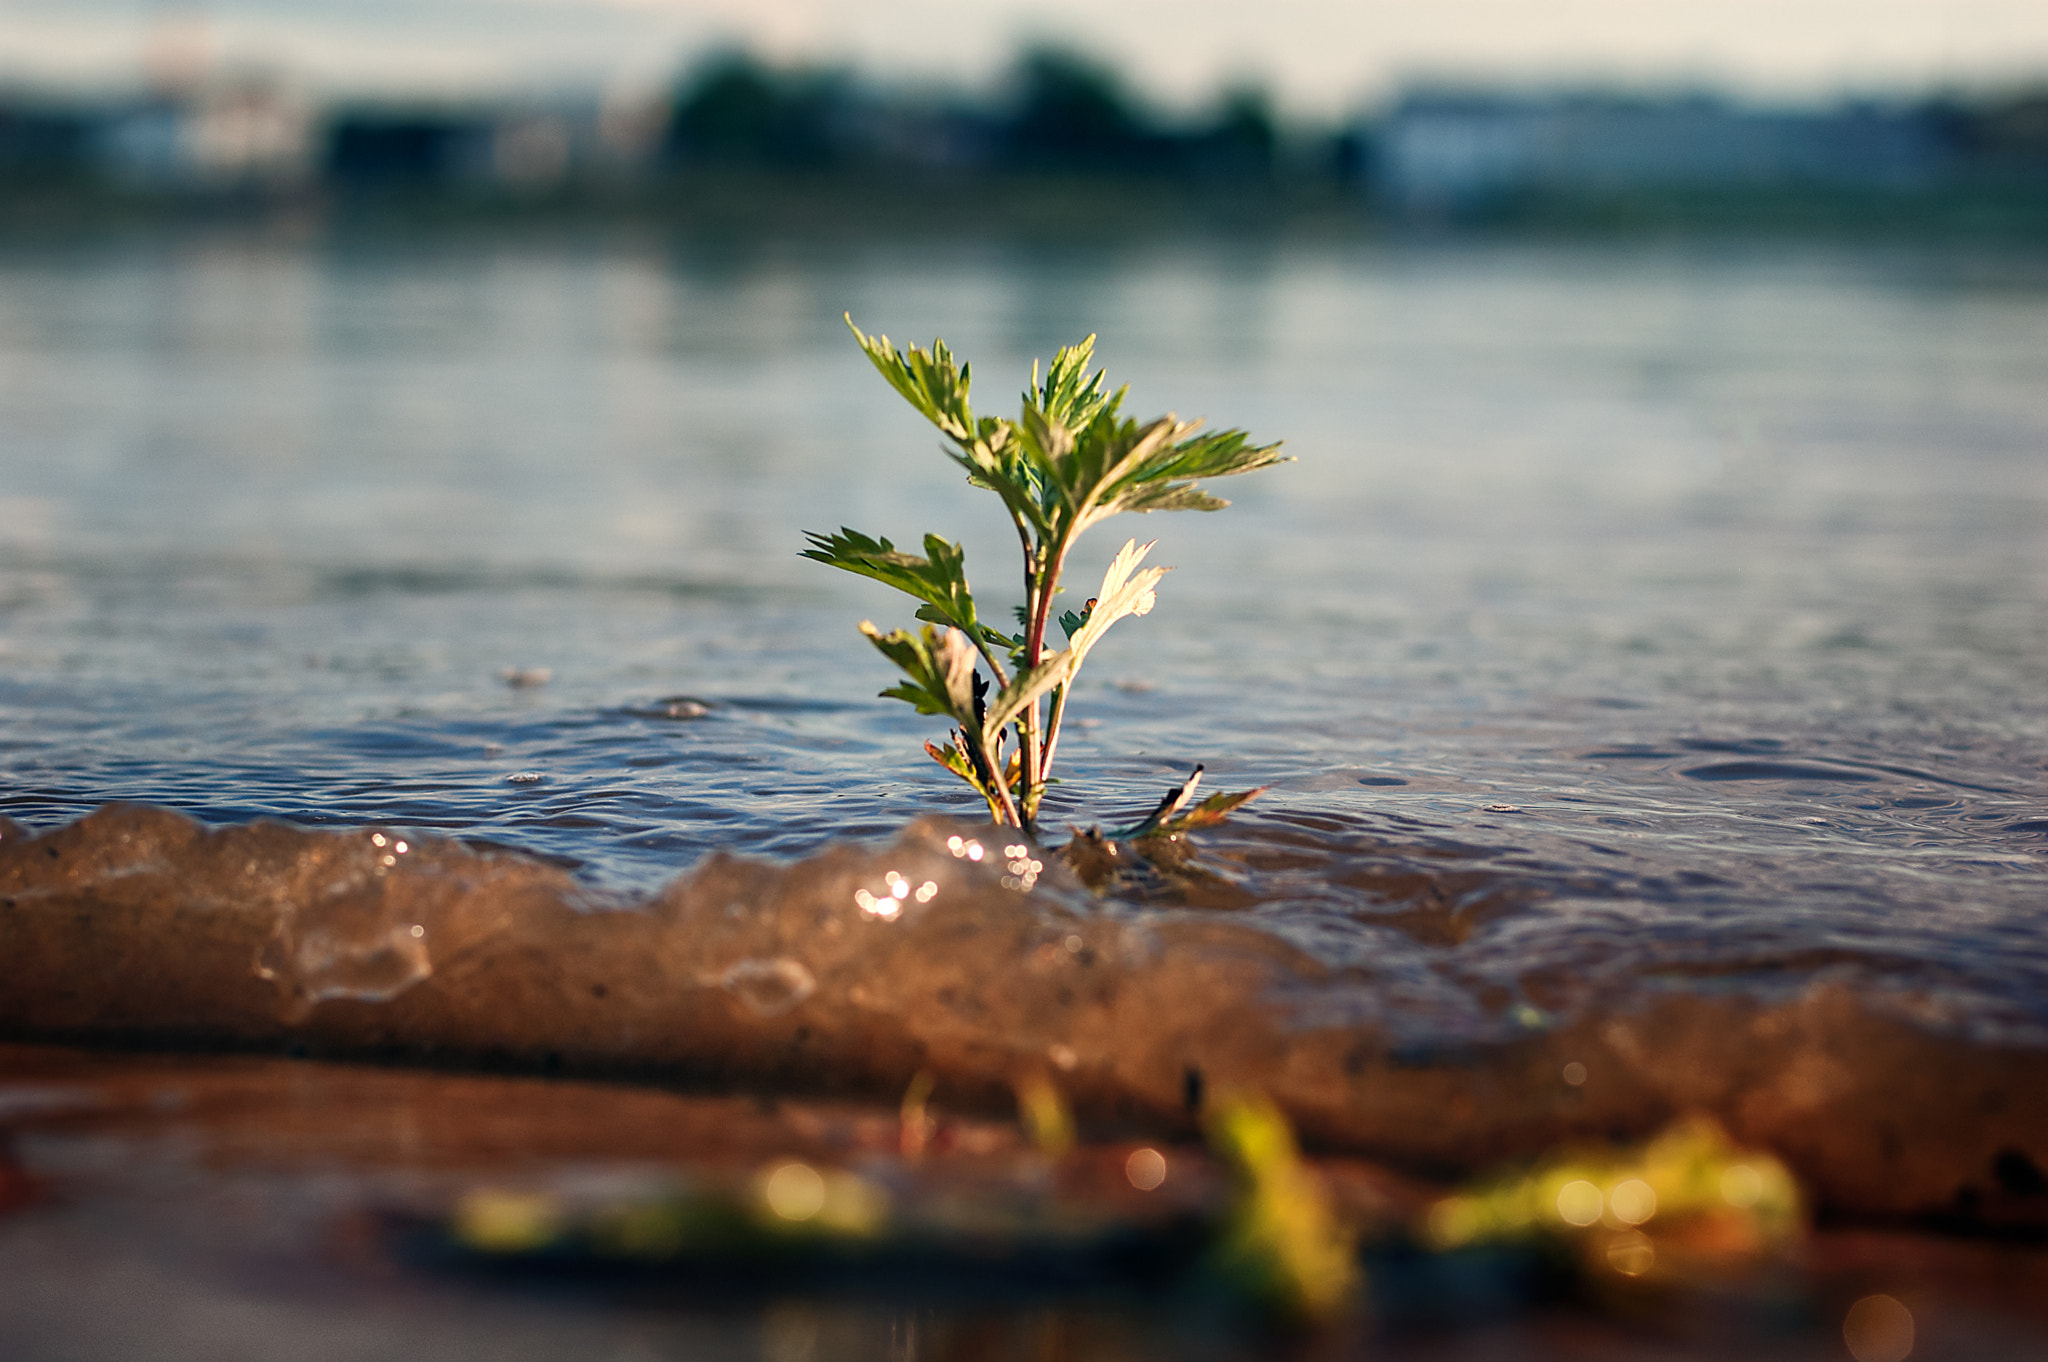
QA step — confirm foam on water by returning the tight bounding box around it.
[5,802,2048,1229]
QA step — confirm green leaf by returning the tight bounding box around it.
[1157,786,1266,834]
[1112,483,1233,515]
[803,529,983,641]
[857,621,979,728]
[923,739,979,784]
[944,434,1055,541]
[1027,335,1115,431]
[846,316,975,441]
[1110,763,1266,838]
[1097,425,1290,520]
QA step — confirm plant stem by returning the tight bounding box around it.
[1019,533,1074,821]
[1041,682,1071,782]
[975,730,1024,826]
[1005,513,1044,825]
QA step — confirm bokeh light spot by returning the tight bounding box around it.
[1721,1163,1765,1207]
[1125,1146,1167,1191]
[1608,1178,1657,1225]
[1843,1294,1915,1362]
[1556,1179,1603,1226]
[763,1162,827,1221]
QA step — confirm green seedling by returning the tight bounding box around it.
[1422,1118,1803,1282]
[808,318,1288,830]
[1205,1092,1363,1323]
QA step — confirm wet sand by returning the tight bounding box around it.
[6,1040,2048,1361]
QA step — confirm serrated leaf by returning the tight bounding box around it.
[1064,538,1166,664]
[1110,766,1266,839]
[1096,425,1290,521]
[804,528,983,641]
[923,740,978,783]
[1027,335,1114,431]
[1157,786,1266,833]
[1111,483,1232,515]
[945,440,1054,541]
[846,316,975,441]
[858,621,979,728]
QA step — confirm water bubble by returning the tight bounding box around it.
[1562,1061,1588,1085]
[256,900,434,1011]
[719,958,815,1017]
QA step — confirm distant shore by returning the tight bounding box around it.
[3,170,2046,247]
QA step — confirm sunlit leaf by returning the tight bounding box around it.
[1064,538,1166,664]
[1026,334,1118,432]
[858,621,979,728]
[846,316,975,441]
[803,529,984,641]
[923,740,978,784]
[1157,786,1266,834]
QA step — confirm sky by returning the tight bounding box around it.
[4,0,2048,115]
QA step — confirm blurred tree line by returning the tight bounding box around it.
[657,46,1335,182]
[1,39,2043,236]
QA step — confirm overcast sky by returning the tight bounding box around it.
[5,0,2048,114]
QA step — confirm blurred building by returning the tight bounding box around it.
[1376,92,1951,213]
[100,80,317,188]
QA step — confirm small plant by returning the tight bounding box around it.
[805,318,1287,831]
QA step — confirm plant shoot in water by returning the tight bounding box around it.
[805,318,1287,831]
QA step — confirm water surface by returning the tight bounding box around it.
[2,235,2045,1047]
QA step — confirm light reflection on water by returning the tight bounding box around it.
[1,236,2045,1036]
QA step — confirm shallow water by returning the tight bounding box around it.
[3,234,2046,1060]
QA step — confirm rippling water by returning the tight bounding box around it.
[2,234,2046,1048]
